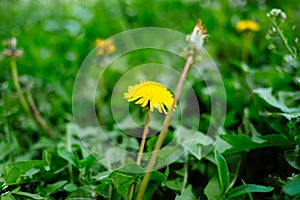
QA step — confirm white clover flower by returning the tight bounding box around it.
[267,8,287,23]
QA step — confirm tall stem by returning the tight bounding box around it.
[129,112,150,199]
[10,59,31,116]
[136,112,150,165]
[10,58,55,138]
[136,56,193,200]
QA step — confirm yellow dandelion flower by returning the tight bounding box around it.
[95,38,116,56]
[236,20,260,32]
[124,81,174,114]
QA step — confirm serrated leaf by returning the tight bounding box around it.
[175,185,195,200]
[215,150,230,194]
[5,160,46,185]
[226,184,273,199]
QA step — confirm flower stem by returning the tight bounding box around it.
[26,93,56,138]
[136,112,150,165]
[272,21,297,59]
[241,33,250,63]
[10,58,31,116]
[10,58,55,138]
[136,56,193,200]
[129,112,150,199]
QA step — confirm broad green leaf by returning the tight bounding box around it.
[175,185,195,200]
[0,193,14,200]
[110,172,136,200]
[11,191,44,200]
[204,175,222,200]
[57,147,78,168]
[283,176,300,196]
[215,150,230,194]
[66,186,94,199]
[142,171,167,200]
[253,88,300,113]
[284,150,300,170]
[64,183,79,192]
[78,154,97,171]
[5,160,46,185]
[259,134,294,147]
[41,180,68,196]
[226,184,274,199]
[165,178,183,192]
[220,135,265,154]
[117,163,145,173]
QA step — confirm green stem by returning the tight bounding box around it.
[273,21,297,59]
[10,58,31,116]
[129,112,150,199]
[66,128,74,184]
[136,112,150,165]
[26,93,56,138]
[10,58,55,138]
[226,156,243,194]
[241,33,250,64]
[136,56,193,200]
[181,156,188,193]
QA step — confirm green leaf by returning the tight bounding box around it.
[204,175,222,200]
[57,147,78,168]
[117,163,145,173]
[64,183,79,192]
[142,171,167,200]
[220,135,265,154]
[175,185,195,200]
[5,160,46,185]
[284,150,300,170]
[11,191,44,199]
[165,178,183,192]
[0,193,15,200]
[66,186,94,199]
[0,142,15,161]
[41,180,68,196]
[110,172,136,200]
[226,184,273,199]
[259,134,294,147]
[253,88,300,113]
[215,150,230,194]
[283,176,300,196]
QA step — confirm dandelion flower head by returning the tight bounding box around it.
[236,20,260,32]
[95,38,116,56]
[124,81,174,114]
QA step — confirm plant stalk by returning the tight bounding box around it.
[10,58,55,138]
[10,58,32,116]
[129,112,150,199]
[136,56,193,200]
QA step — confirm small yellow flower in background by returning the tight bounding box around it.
[236,20,260,32]
[124,81,174,114]
[95,38,116,56]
